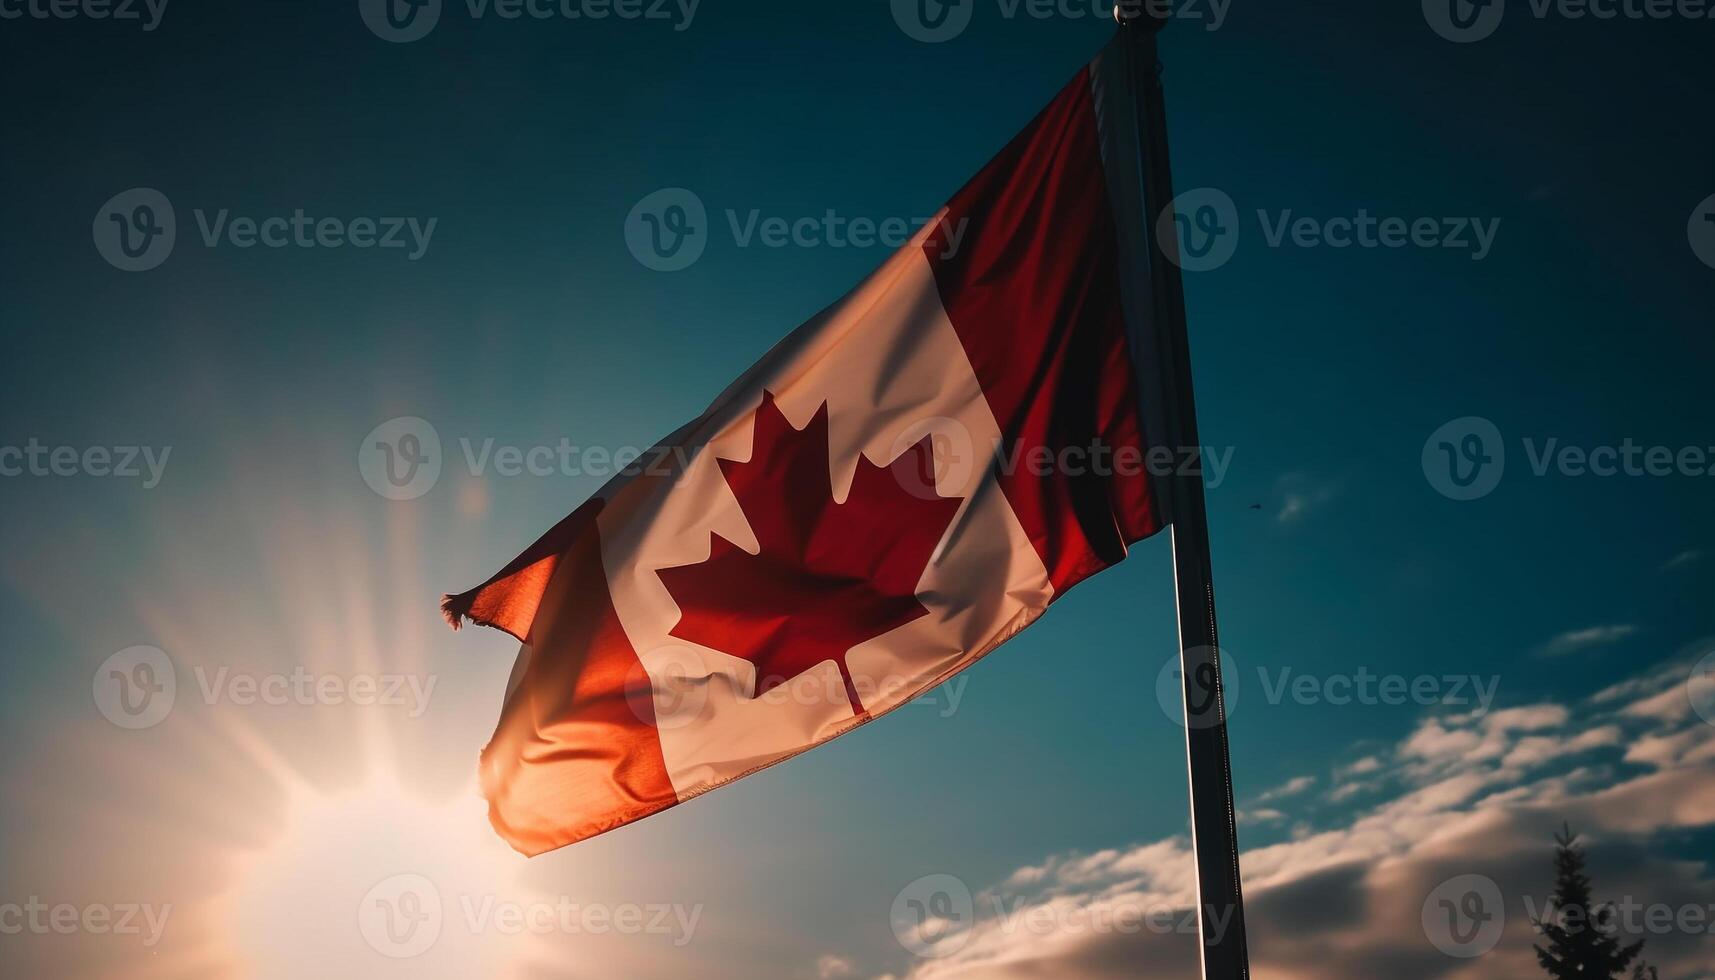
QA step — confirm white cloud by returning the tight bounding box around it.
[881,655,1715,980]
[1256,775,1315,803]
[1338,756,1382,777]
[1538,624,1638,658]
[1661,549,1701,571]
[1480,704,1570,734]
[1623,728,1715,770]
[1273,473,1340,526]
[1327,781,1369,803]
[815,954,855,979]
[1622,687,1693,724]
[1499,725,1622,770]
[1401,719,1484,763]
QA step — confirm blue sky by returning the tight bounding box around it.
[2,1,1713,977]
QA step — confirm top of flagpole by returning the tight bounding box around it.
[1112,0,1168,31]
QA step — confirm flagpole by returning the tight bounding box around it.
[1114,5,1252,979]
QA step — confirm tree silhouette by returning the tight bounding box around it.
[1533,824,1644,979]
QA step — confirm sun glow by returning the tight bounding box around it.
[227,775,536,979]
[0,434,605,978]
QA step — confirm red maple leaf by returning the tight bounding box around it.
[657,391,964,716]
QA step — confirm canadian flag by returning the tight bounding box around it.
[444,43,1169,856]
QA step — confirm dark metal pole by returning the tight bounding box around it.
[1114,5,1251,978]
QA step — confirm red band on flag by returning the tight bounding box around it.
[441,498,604,643]
[925,69,1161,593]
[476,502,677,855]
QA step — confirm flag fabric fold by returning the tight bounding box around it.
[446,39,1166,856]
